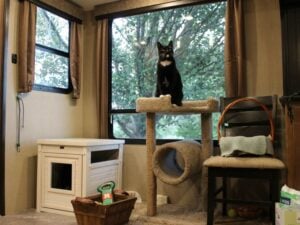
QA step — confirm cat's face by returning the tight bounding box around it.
[157,41,174,62]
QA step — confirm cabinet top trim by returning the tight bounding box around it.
[37,138,125,146]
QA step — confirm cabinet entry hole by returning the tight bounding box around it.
[51,163,72,190]
[91,149,119,164]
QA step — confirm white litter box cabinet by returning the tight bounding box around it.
[36,138,124,215]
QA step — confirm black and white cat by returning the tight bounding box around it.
[155,41,183,106]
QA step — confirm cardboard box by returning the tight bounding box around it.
[276,202,300,225]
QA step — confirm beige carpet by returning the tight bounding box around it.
[0,203,272,225]
[130,203,204,225]
[129,203,272,225]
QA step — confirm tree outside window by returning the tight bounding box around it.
[34,7,71,93]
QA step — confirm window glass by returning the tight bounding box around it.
[36,7,69,52]
[35,7,70,91]
[110,2,226,141]
[35,48,69,88]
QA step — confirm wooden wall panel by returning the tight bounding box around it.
[281,2,300,95]
[283,102,300,190]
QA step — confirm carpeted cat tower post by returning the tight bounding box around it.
[136,95,218,216]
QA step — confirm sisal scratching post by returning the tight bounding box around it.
[200,113,212,211]
[146,113,157,216]
[201,113,213,161]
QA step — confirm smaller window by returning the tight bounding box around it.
[34,7,71,93]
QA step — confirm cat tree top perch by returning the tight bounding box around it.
[136,95,219,216]
[136,95,218,113]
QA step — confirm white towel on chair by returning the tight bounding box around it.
[220,135,274,157]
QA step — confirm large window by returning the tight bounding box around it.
[34,7,71,93]
[110,2,226,142]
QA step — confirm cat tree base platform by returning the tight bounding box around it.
[136,96,219,216]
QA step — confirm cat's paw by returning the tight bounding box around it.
[172,102,182,107]
[159,94,172,101]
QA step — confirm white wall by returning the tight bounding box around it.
[5,0,84,214]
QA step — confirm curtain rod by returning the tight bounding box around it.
[21,0,83,24]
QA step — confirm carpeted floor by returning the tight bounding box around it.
[130,203,272,225]
[0,203,272,225]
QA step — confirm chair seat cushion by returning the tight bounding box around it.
[203,156,285,169]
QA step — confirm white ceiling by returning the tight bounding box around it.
[70,0,120,11]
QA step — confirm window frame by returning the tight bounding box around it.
[34,6,72,94]
[34,45,72,94]
[107,0,225,144]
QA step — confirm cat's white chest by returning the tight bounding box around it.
[160,60,172,67]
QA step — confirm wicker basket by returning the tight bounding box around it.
[71,194,137,225]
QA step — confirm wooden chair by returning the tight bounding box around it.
[203,95,285,225]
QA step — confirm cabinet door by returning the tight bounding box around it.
[281,2,300,95]
[41,153,82,212]
[288,105,300,190]
[291,124,300,189]
[288,105,300,189]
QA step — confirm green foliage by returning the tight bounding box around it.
[111,2,226,139]
[35,7,69,89]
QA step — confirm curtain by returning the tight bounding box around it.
[0,1,4,215]
[95,19,109,138]
[0,0,4,85]
[224,0,246,97]
[18,1,36,93]
[243,0,283,96]
[70,22,82,99]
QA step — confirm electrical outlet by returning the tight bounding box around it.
[12,54,17,64]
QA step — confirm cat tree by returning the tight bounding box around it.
[136,95,219,216]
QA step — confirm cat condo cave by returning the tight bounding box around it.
[136,95,219,216]
[152,140,203,185]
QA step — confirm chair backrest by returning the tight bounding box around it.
[219,95,277,139]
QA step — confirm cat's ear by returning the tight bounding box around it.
[157,42,162,49]
[168,41,173,48]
